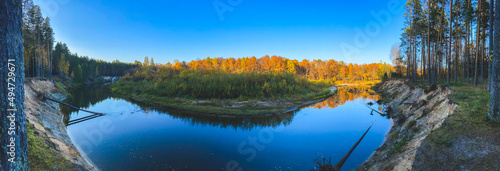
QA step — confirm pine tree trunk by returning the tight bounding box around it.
[489,0,495,91]
[481,28,485,83]
[409,5,413,83]
[455,11,459,83]
[448,0,453,84]
[467,0,471,82]
[414,41,417,83]
[428,5,432,85]
[0,0,30,170]
[491,0,500,122]
[422,35,425,83]
[474,0,481,87]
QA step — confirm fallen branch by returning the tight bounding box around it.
[43,95,105,116]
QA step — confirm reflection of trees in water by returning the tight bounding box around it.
[160,109,297,131]
[61,85,379,130]
[310,85,380,109]
[61,85,113,125]
[125,97,299,131]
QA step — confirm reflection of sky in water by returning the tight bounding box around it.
[64,86,391,171]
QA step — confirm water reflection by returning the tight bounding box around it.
[62,85,391,171]
[61,85,384,130]
[60,85,114,125]
[152,109,297,131]
[311,85,380,109]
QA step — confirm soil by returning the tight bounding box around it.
[358,80,457,171]
[24,78,97,170]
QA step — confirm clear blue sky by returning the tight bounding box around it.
[39,0,405,64]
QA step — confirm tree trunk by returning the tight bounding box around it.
[490,0,500,122]
[0,0,30,170]
[467,0,471,82]
[422,35,425,83]
[481,26,485,83]
[489,0,495,91]
[409,5,413,83]
[407,36,411,82]
[448,0,453,84]
[414,40,417,82]
[475,0,481,87]
[428,3,432,85]
[455,0,459,83]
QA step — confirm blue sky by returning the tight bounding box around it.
[38,0,405,64]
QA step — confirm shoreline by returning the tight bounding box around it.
[117,86,338,117]
[358,80,457,170]
[25,78,98,170]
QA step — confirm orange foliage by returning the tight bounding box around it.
[311,86,380,109]
[153,55,394,82]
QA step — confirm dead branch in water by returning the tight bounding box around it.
[43,95,105,116]
[312,125,373,171]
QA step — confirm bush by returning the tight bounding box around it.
[111,68,331,100]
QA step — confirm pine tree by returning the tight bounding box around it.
[0,0,30,169]
[491,0,500,122]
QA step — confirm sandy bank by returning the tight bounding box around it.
[359,80,457,171]
[25,78,97,170]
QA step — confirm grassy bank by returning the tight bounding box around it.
[111,70,335,116]
[412,82,500,170]
[27,123,76,170]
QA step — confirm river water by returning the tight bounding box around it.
[60,85,391,171]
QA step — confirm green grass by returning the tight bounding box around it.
[415,81,500,170]
[389,136,412,154]
[27,123,76,170]
[418,110,429,119]
[406,120,416,129]
[426,93,437,101]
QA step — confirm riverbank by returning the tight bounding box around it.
[115,86,337,117]
[412,82,500,170]
[359,79,457,170]
[359,79,500,170]
[25,78,96,170]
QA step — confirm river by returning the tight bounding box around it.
[60,85,391,171]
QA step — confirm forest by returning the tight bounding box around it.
[395,0,494,89]
[111,56,393,101]
[122,56,394,83]
[21,0,136,83]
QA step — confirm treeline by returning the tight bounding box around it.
[21,0,136,83]
[114,69,331,100]
[112,55,393,100]
[395,0,494,88]
[51,42,136,82]
[126,55,394,84]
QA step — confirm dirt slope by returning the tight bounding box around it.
[359,80,457,171]
[25,78,96,170]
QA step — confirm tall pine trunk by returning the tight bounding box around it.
[481,26,485,83]
[409,5,413,82]
[428,1,432,85]
[474,0,481,87]
[491,0,500,122]
[448,0,453,84]
[467,0,471,82]
[455,0,459,83]
[489,0,495,91]
[0,0,30,170]
[414,40,417,82]
[422,34,425,83]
